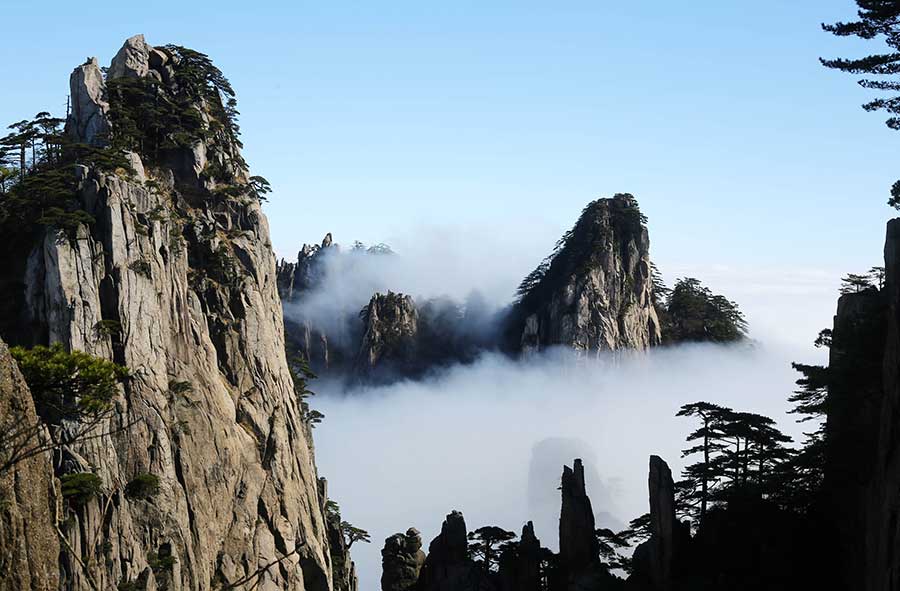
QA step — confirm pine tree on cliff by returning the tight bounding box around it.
[821,0,900,207]
[468,526,516,572]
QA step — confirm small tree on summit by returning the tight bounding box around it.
[468,526,516,572]
[840,272,875,294]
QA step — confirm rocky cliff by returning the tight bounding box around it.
[354,292,420,378]
[0,35,354,591]
[629,456,681,591]
[0,339,60,591]
[510,194,661,354]
[822,218,900,591]
[277,234,339,371]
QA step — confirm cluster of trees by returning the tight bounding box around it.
[0,42,274,245]
[0,112,131,236]
[652,273,748,344]
[106,44,245,173]
[839,266,884,294]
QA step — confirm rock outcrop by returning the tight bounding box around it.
[381,528,425,591]
[510,194,661,354]
[0,36,353,591]
[630,456,679,591]
[68,58,109,147]
[354,291,420,378]
[497,521,542,591]
[0,338,60,591]
[822,218,900,591]
[559,459,598,577]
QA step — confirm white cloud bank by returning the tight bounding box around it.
[312,342,819,590]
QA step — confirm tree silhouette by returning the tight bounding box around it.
[468,526,516,572]
[821,1,900,207]
[677,401,732,522]
[840,272,875,294]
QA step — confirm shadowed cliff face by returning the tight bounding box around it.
[0,35,354,591]
[823,218,900,591]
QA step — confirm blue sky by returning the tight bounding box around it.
[1,0,895,344]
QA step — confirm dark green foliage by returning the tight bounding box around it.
[106,45,243,167]
[468,526,517,572]
[341,521,371,548]
[0,113,132,239]
[128,259,152,278]
[660,278,747,344]
[325,499,340,518]
[287,354,324,426]
[248,175,272,201]
[167,380,194,396]
[93,319,122,340]
[60,472,103,506]
[147,549,176,573]
[821,1,900,207]
[10,344,128,425]
[124,473,160,500]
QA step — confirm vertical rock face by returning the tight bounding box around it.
[418,511,485,591]
[1,36,350,591]
[558,459,597,577]
[354,291,420,378]
[276,235,344,371]
[498,521,542,591]
[823,218,900,591]
[511,194,661,354]
[380,528,425,591]
[631,456,677,591]
[68,57,109,146]
[0,339,60,591]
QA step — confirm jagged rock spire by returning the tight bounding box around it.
[559,458,598,576]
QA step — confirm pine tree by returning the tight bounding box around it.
[821,1,900,207]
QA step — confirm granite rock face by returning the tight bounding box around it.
[0,338,60,591]
[355,291,420,378]
[0,36,353,591]
[108,34,151,79]
[276,234,340,371]
[511,194,661,354]
[68,57,109,146]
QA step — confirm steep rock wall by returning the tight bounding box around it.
[0,338,60,591]
[1,35,353,591]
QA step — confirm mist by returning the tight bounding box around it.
[278,223,842,589]
[312,342,822,590]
